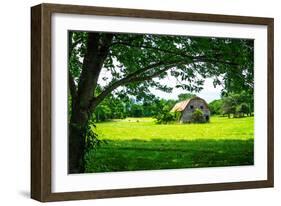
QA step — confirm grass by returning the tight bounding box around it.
[85,116,254,173]
[94,116,253,141]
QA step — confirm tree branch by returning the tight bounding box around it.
[89,61,183,110]
[112,41,239,66]
[193,56,239,66]
[129,65,176,83]
[87,41,239,111]
[111,41,194,61]
[120,61,171,81]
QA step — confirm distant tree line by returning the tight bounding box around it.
[209,91,253,118]
[94,89,254,123]
[93,93,197,122]
[93,94,171,122]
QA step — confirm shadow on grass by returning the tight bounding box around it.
[85,139,254,173]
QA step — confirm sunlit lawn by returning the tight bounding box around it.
[85,116,254,173]
[95,116,253,141]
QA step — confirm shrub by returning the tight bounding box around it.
[191,109,206,123]
[155,106,175,124]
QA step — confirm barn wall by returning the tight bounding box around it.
[180,99,210,123]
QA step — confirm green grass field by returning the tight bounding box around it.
[85,116,254,173]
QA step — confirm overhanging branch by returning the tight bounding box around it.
[111,41,240,66]
[87,48,239,111]
[89,61,184,110]
[111,41,194,61]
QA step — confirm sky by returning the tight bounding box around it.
[98,69,223,103]
[149,75,223,103]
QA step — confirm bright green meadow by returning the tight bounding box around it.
[85,116,254,173]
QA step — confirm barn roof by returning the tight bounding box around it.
[170,99,192,112]
[170,96,208,112]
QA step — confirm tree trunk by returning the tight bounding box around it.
[68,106,89,173]
[68,33,113,173]
[68,126,85,173]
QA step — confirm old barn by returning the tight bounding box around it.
[171,96,210,123]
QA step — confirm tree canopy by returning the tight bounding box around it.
[69,32,254,112]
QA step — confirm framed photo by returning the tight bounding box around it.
[31,3,274,202]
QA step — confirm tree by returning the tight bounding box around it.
[209,99,223,115]
[130,104,143,117]
[236,103,250,117]
[221,94,237,118]
[177,93,196,101]
[68,31,254,173]
[238,90,254,115]
[94,94,126,121]
[221,92,252,118]
[94,104,111,122]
